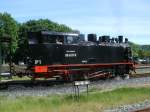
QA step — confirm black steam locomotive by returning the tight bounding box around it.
[14,31,134,81]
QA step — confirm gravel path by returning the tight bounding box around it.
[0,77,150,97]
[91,77,150,91]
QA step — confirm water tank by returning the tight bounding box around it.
[88,34,97,42]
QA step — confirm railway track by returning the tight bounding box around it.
[0,65,150,89]
[135,65,150,73]
[131,65,150,77]
[0,79,68,89]
[132,107,150,112]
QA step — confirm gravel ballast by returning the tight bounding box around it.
[0,77,150,97]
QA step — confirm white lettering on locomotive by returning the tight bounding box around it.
[35,60,42,64]
[65,53,77,57]
[65,50,77,57]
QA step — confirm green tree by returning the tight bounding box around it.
[138,50,144,58]
[143,51,150,57]
[129,42,141,57]
[19,19,73,33]
[0,12,19,53]
[18,19,74,45]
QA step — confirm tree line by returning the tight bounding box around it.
[129,42,150,58]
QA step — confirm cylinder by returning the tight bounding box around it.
[99,36,102,43]
[118,35,123,43]
[115,38,118,43]
[111,38,115,43]
[125,38,128,43]
[105,36,110,43]
[101,36,106,42]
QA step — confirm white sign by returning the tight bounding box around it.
[74,80,90,86]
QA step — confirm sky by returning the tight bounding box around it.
[0,0,150,45]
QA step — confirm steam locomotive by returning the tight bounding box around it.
[14,31,134,81]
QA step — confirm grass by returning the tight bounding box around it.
[0,87,150,112]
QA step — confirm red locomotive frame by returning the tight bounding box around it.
[32,61,134,81]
